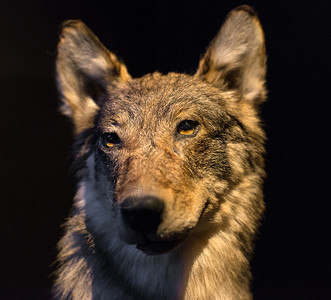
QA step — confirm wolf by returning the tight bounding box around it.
[53,5,267,300]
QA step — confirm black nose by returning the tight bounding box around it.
[121,196,164,238]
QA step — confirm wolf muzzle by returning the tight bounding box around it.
[121,196,164,239]
[120,196,188,255]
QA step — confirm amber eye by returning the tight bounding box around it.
[177,120,199,136]
[102,132,120,148]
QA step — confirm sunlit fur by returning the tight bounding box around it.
[53,5,267,300]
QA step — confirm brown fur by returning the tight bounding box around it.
[54,5,267,299]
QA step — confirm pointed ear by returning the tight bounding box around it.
[56,20,131,133]
[196,6,266,105]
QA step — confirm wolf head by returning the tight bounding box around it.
[57,6,266,256]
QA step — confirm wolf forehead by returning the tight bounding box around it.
[97,72,240,128]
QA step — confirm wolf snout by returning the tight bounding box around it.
[120,196,164,239]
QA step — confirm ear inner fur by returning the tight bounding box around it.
[195,6,267,106]
[56,20,131,133]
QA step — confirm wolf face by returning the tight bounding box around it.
[54,5,266,299]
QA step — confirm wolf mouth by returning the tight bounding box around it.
[136,234,190,256]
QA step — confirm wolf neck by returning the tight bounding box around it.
[68,203,251,299]
[181,232,252,300]
[87,226,251,300]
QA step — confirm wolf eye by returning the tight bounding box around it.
[177,120,199,136]
[102,132,120,148]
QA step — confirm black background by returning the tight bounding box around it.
[1,0,330,299]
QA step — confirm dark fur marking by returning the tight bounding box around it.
[233,5,257,16]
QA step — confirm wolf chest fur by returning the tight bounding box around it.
[53,5,267,300]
